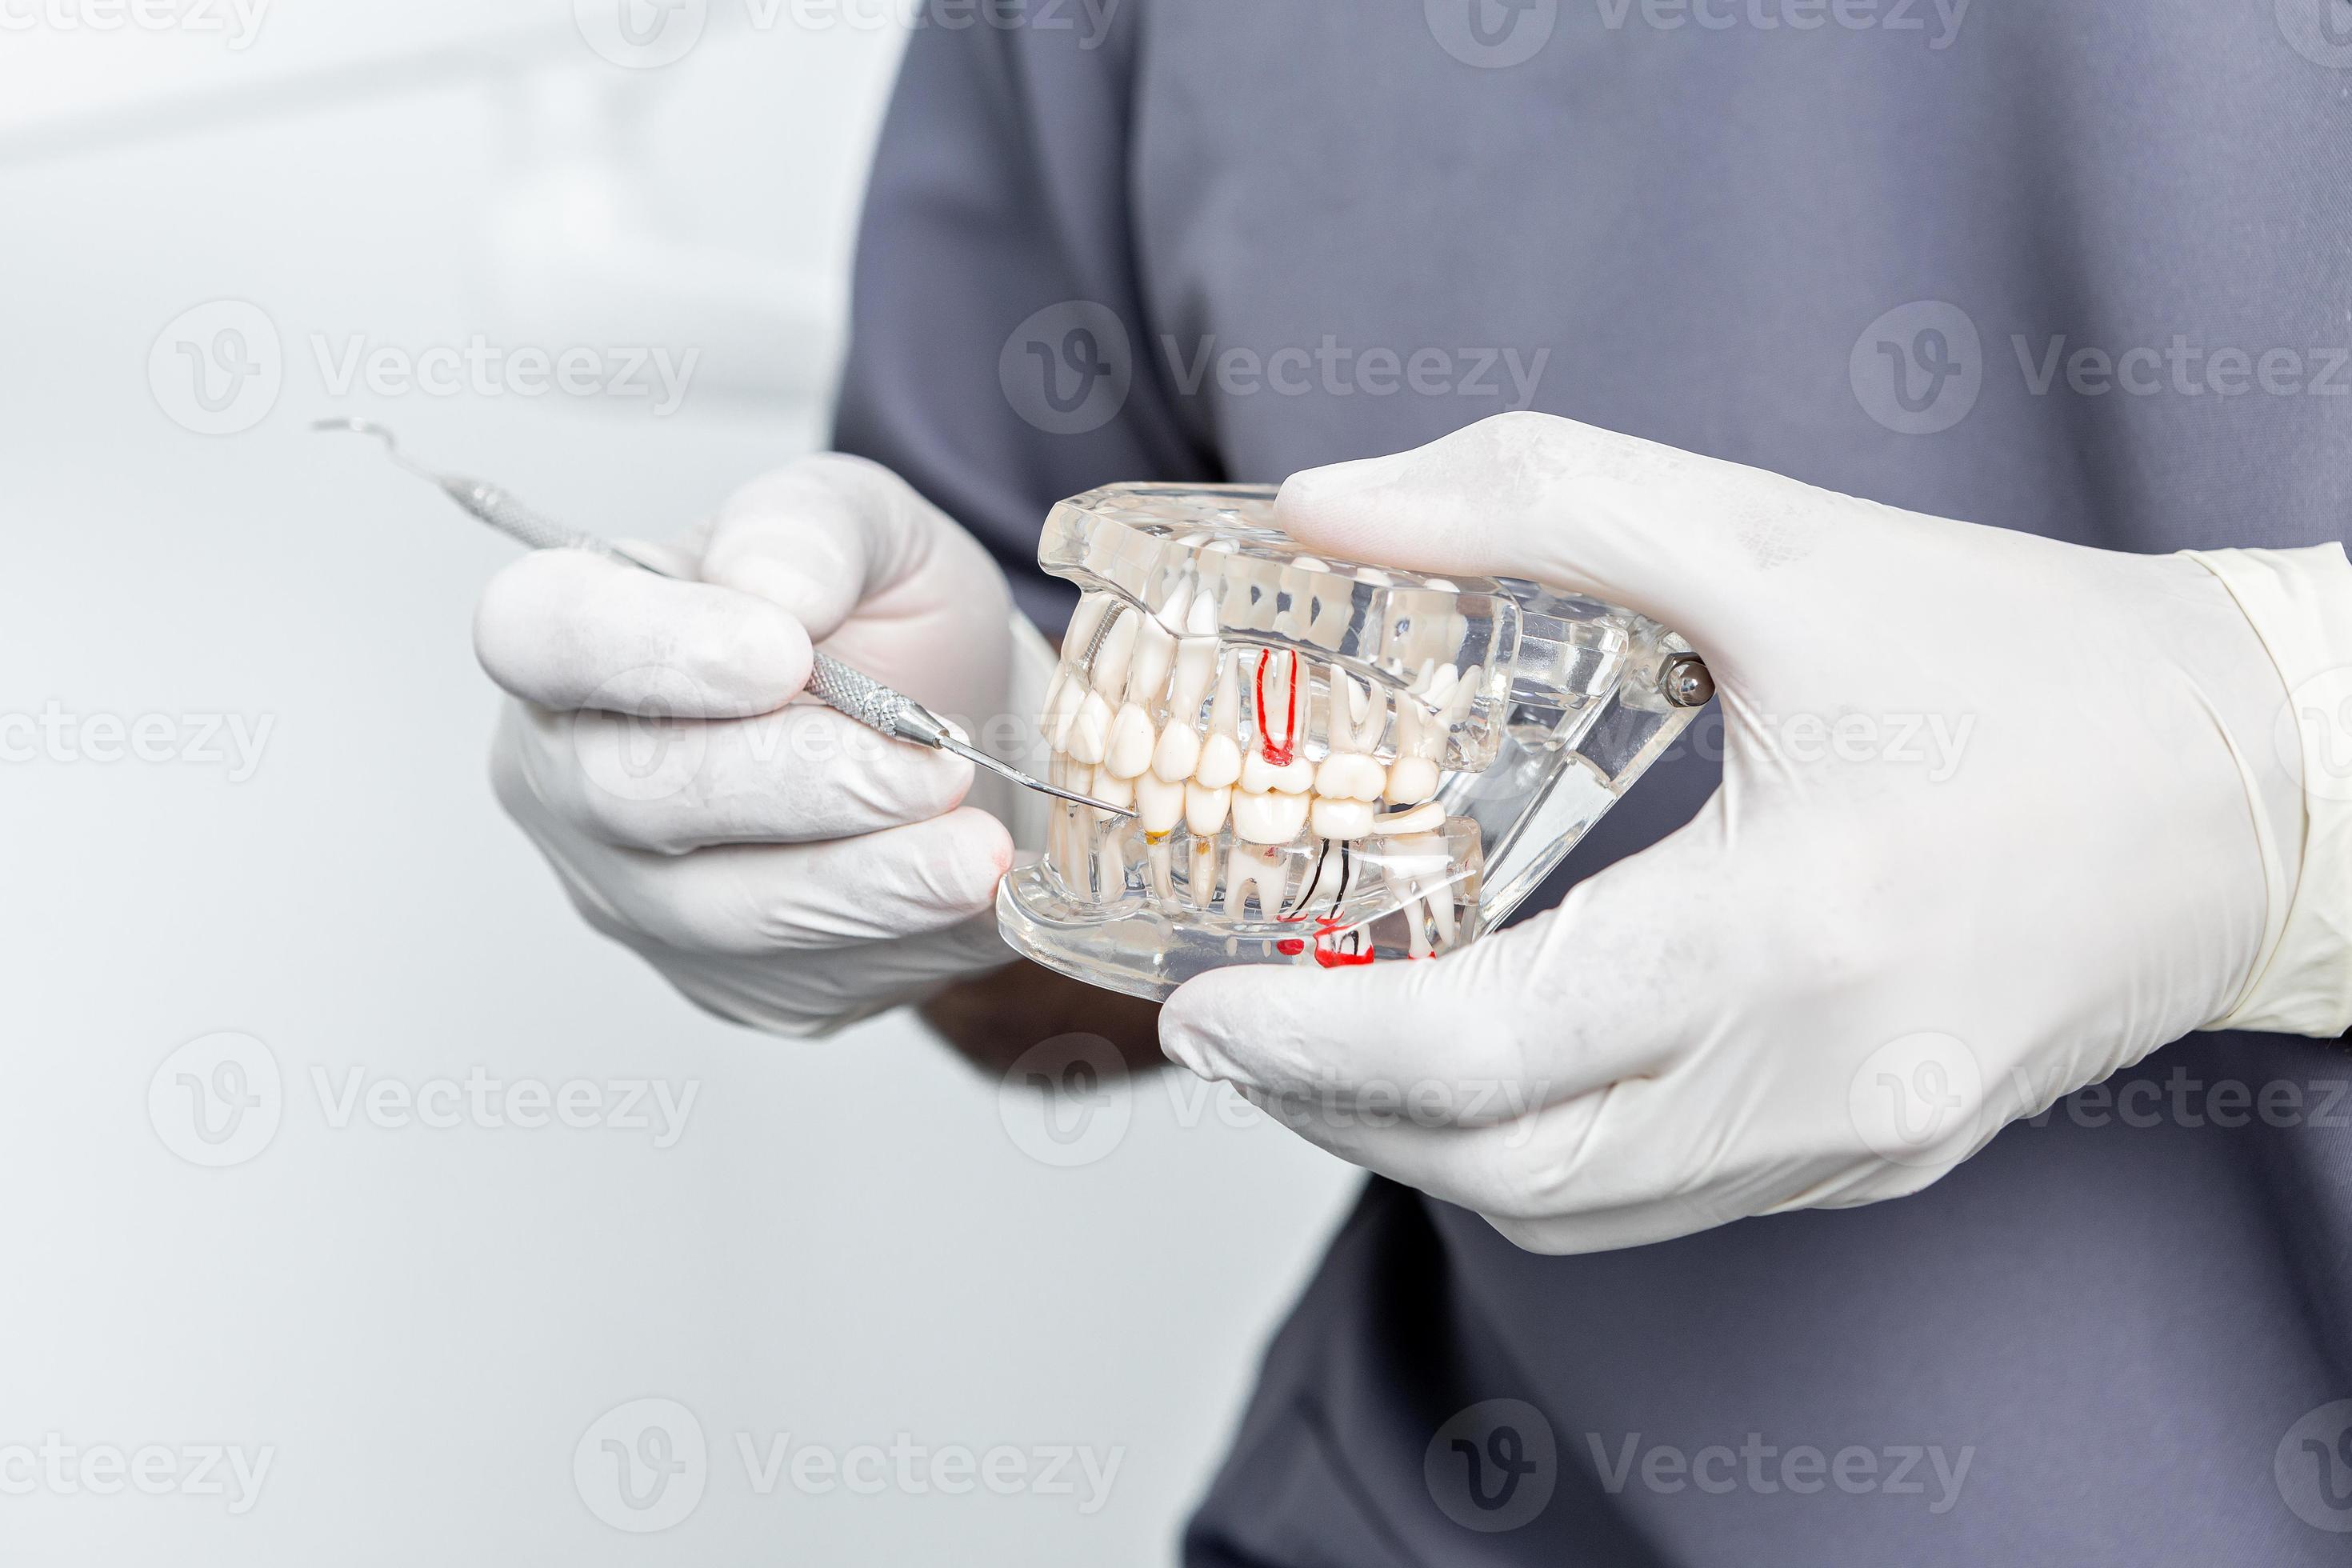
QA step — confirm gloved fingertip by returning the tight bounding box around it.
[932,806,1015,914]
[470,549,601,701]
[706,542,859,642]
[727,599,816,710]
[1272,452,1418,556]
[1160,967,1282,1086]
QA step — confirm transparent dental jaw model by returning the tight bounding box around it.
[997,484,1707,1002]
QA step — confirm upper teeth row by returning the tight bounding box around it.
[1040,588,1480,845]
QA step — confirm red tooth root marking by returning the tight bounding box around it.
[1254,648,1299,766]
[1310,916,1376,968]
[1275,939,1306,956]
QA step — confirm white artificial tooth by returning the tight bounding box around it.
[1386,757,1441,805]
[1294,838,1350,912]
[1342,671,1368,729]
[1382,868,1434,960]
[1376,801,1446,836]
[1170,634,1218,720]
[1091,608,1138,696]
[1310,797,1376,841]
[1424,878,1456,946]
[1152,722,1202,784]
[1228,790,1279,845]
[1231,790,1309,846]
[1314,753,1386,802]
[1146,840,1174,900]
[1224,843,1291,919]
[1185,782,1232,837]
[1421,662,1459,711]
[1276,565,1314,638]
[1129,606,1178,707]
[1186,835,1218,908]
[1307,584,1352,650]
[1350,680,1388,753]
[1195,731,1243,790]
[1443,663,1482,724]
[1044,669,1086,754]
[1242,747,1317,795]
[1136,773,1186,836]
[1105,703,1156,779]
[1208,649,1241,737]
[1064,594,1112,662]
[1253,650,1300,759]
[1091,767,1135,814]
[1068,691,1114,765]
[1095,833,1126,900]
[1039,666,1070,734]
[1186,586,1220,637]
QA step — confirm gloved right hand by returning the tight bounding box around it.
[474,454,1042,1038]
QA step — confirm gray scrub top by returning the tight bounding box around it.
[833,4,2352,1561]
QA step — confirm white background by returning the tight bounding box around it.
[0,3,1357,1561]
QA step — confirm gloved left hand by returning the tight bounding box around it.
[1160,412,2326,1254]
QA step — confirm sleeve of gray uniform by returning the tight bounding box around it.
[828,3,1218,637]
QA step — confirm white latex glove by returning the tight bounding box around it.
[474,454,1054,1038]
[1160,412,2332,1254]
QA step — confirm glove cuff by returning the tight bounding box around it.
[2185,543,2352,1036]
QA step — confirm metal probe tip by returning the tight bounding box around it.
[932,735,1136,819]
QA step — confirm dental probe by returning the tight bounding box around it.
[312,418,1137,818]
